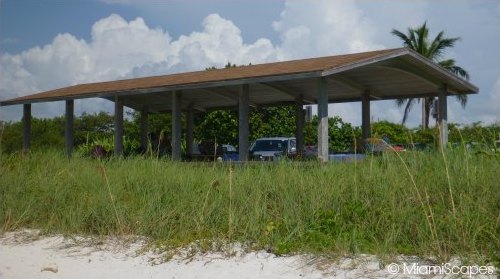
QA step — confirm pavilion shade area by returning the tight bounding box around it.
[0,47,478,161]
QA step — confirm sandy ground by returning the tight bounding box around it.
[0,230,496,279]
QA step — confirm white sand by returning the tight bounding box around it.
[0,230,496,279]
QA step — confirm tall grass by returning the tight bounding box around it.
[0,149,499,264]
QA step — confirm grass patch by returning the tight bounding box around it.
[0,149,499,264]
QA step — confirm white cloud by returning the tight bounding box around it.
[133,14,277,76]
[0,14,172,101]
[89,15,171,79]
[0,13,278,120]
[272,0,384,60]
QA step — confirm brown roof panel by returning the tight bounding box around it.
[1,48,404,105]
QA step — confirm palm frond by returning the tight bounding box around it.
[391,29,412,47]
[415,22,429,55]
[438,59,470,80]
[433,37,460,59]
[395,98,407,107]
[438,59,455,69]
[455,94,468,108]
[448,65,470,80]
[408,27,419,50]
[428,31,446,59]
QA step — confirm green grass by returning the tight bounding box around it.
[0,149,499,264]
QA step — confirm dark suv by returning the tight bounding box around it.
[249,137,296,161]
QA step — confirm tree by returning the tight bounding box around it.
[309,115,358,152]
[195,110,238,145]
[391,22,469,128]
[371,121,411,144]
[249,106,296,141]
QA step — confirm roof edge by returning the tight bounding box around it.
[321,47,478,94]
[0,70,324,106]
[404,49,479,93]
[321,48,409,77]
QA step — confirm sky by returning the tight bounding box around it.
[0,0,499,127]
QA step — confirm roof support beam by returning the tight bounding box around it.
[227,90,444,105]
[260,82,315,104]
[190,104,206,113]
[186,103,195,157]
[295,95,305,158]
[370,65,441,89]
[198,88,238,106]
[140,106,149,150]
[65,100,74,157]
[422,98,427,129]
[171,91,182,161]
[331,91,442,102]
[365,92,440,100]
[317,77,329,163]
[22,103,31,153]
[104,96,142,111]
[239,84,250,161]
[203,88,257,108]
[361,91,371,141]
[329,75,365,93]
[114,96,124,156]
[438,85,448,149]
[152,93,206,112]
[328,75,386,100]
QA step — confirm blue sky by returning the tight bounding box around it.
[0,0,499,127]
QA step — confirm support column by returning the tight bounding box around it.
[361,91,371,141]
[140,106,149,151]
[239,84,250,161]
[22,103,31,152]
[295,95,304,158]
[186,103,195,157]
[317,77,329,163]
[438,85,448,149]
[114,96,124,156]
[172,90,182,160]
[65,100,74,156]
[422,100,427,129]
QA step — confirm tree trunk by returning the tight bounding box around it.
[423,97,434,129]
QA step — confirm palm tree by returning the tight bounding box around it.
[391,22,469,128]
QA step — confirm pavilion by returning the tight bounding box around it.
[0,48,478,162]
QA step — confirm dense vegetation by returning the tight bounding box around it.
[1,111,499,155]
[1,111,499,264]
[0,149,498,264]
